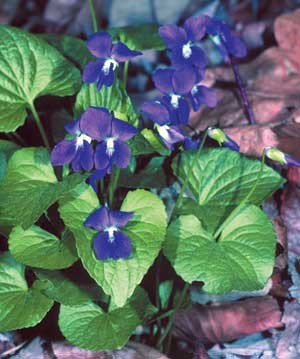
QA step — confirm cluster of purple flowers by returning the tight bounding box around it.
[51,32,141,261]
[142,15,246,150]
[51,17,246,261]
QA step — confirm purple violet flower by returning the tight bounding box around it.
[157,124,186,151]
[188,84,218,112]
[206,17,247,61]
[151,67,197,125]
[84,206,134,260]
[80,106,138,173]
[141,101,186,151]
[51,118,93,172]
[83,32,142,91]
[159,16,208,71]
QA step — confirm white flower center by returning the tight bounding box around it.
[102,58,118,75]
[105,137,116,157]
[104,225,118,242]
[182,42,192,59]
[191,85,198,96]
[157,125,170,140]
[210,34,221,46]
[170,94,181,108]
[76,133,92,148]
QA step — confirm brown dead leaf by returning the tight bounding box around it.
[281,184,300,258]
[173,296,282,345]
[51,341,169,359]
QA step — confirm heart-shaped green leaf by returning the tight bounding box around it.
[58,287,156,350]
[0,252,53,331]
[59,186,167,307]
[0,147,85,230]
[9,226,77,269]
[0,25,81,132]
[164,205,276,293]
[173,148,284,233]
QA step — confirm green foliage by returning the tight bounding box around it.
[9,226,77,270]
[173,148,284,232]
[164,205,276,293]
[0,147,85,230]
[74,82,137,125]
[141,129,170,156]
[58,287,156,350]
[40,34,93,68]
[0,140,19,159]
[59,186,167,307]
[119,157,167,189]
[108,24,165,51]
[35,270,95,305]
[0,26,81,132]
[0,252,53,331]
[159,280,173,309]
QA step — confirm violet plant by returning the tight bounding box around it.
[0,2,299,354]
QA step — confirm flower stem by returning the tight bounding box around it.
[157,283,189,349]
[108,167,120,208]
[173,130,208,214]
[123,61,129,89]
[213,151,266,240]
[229,57,257,125]
[87,0,98,32]
[29,103,50,151]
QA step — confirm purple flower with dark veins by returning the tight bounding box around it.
[206,17,247,61]
[51,119,93,172]
[159,16,208,71]
[80,107,137,173]
[84,206,134,260]
[83,32,142,91]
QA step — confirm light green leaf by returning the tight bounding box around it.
[34,270,95,305]
[40,34,93,68]
[58,287,156,350]
[164,206,276,293]
[0,25,81,132]
[9,226,77,269]
[0,147,86,229]
[59,186,167,307]
[0,252,53,331]
[173,148,284,232]
[74,82,137,125]
[108,24,165,51]
[141,129,170,156]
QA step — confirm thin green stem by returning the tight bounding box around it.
[213,151,266,240]
[157,283,189,349]
[108,167,120,208]
[173,130,208,215]
[123,61,129,89]
[88,0,98,32]
[29,103,50,151]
